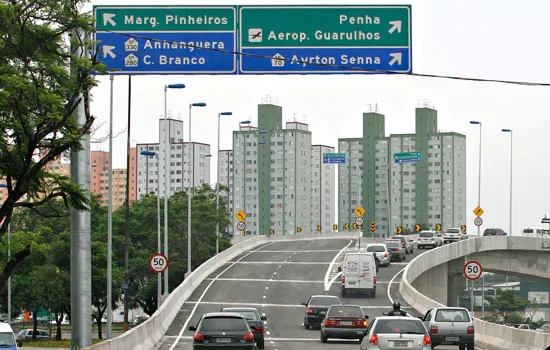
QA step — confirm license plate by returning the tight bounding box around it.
[340,321,352,326]
[319,311,326,315]
[356,330,364,335]
[392,340,408,347]
[446,336,459,341]
[216,338,231,343]
[348,281,356,285]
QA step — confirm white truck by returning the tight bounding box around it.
[338,252,377,298]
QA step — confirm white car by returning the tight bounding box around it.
[365,243,390,267]
[417,231,443,249]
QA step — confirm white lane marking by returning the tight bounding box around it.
[183,301,414,309]
[204,277,324,283]
[168,242,274,350]
[229,261,330,264]
[387,267,405,304]
[328,271,342,289]
[245,249,343,253]
[164,335,357,342]
[324,239,353,291]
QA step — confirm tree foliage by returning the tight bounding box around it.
[485,288,528,314]
[0,0,103,290]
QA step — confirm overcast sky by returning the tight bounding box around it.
[89,0,550,236]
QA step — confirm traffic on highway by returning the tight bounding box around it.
[156,238,496,350]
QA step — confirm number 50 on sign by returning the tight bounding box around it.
[463,261,482,280]
[149,253,169,273]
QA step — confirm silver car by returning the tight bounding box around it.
[417,231,443,249]
[366,244,390,267]
[421,307,475,350]
[443,228,466,243]
[360,316,432,350]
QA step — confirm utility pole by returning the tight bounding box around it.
[123,76,132,332]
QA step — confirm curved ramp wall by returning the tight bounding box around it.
[399,236,550,350]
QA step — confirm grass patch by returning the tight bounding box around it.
[19,339,103,348]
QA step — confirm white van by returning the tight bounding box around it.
[338,252,377,298]
[0,322,21,349]
[522,227,544,237]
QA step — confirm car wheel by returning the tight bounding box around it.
[342,288,347,297]
[371,290,376,298]
[410,248,414,254]
[321,332,328,343]
[304,319,310,329]
[403,254,406,260]
[418,245,423,249]
[467,342,475,350]
[257,338,265,349]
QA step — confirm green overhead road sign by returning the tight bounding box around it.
[394,151,421,163]
[240,6,410,47]
[94,6,236,32]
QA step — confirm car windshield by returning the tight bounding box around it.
[391,236,405,241]
[419,232,434,237]
[447,229,460,233]
[328,306,363,317]
[374,319,427,334]
[523,229,534,233]
[366,245,385,252]
[199,316,248,331]
[223,310,259,321]
[310,296,341,306]
[385,241,400,248]
[0,333,16,346]
[435,309,470,322]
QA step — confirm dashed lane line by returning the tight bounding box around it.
[182,301,414,309]
[167,242,275,350]
[324,240,353,291]
[227,261,330,264]
[204,278,325,283]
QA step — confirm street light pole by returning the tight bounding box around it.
[163,83,185,297]
[106,74,114,339]
[0,184,11,324]
[386,158,393,238]
[470,121,482,237]
[187,102,206,276]
[216,112,232,254]
[502,129,513,236]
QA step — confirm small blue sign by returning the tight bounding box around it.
[94,32,237,74]
[323,153,346,164]
[394,157,421,164]
[240,48,410,74]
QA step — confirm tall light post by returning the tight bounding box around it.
[140,150,162,306]
[470,121,482,236]
[163,83,185,297]
[502,129,513,236]
[187,102,207,276]
[215,112,232,254]
[0,183,10,325]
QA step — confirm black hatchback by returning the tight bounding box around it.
[189,312,256,349]
[483,228,507,236]
[221,307,267,349]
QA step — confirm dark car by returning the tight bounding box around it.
[384,240,406,262]
[189,312,256,349]
[391,235,414,254]
[221,307,267,349]
[483,228,507,236]
[320,304,369,343]
[302,295,342,329]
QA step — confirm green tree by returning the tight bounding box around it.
[485,288,528,315]
[0,0,103,289]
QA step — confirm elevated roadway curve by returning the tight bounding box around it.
[156,238,495,350]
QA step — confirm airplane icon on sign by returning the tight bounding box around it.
[248,28,262,42]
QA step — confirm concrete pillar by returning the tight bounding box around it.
[411,263,448,305]
[447,257,467,307]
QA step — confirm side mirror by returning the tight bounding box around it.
[337,266,342,272]
[188,326,196,332]
[261,316,267,321]
[301,302,307,306]
[365,315,369,319]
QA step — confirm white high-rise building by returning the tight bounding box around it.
[136,119,210,199]
[311,145,336,232]
[218,149,234,235]
[338,107,466,236]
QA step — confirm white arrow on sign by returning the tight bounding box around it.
[389,53,402,66]
[388,20,402,34]
[103,13,116,26]
[103,45,116,59]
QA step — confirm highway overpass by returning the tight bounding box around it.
[84,234,540,350]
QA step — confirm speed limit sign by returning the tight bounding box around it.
[463,261,482,280]
[149,254,169,273]
[236,221,246,231]
[355,217,364,226]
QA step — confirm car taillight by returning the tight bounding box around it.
[324,319,337,326]
[342,275,345,282]
[362,320,368,326]
[307,307,314,314]
[369,334,378,344]
[255,326,264,334]
[244,333,254,341]
[396,249,401,252]
[458,233,461,236]
[423,334,431,345]
[467,326,474,334]
[373,276,376,284]
[193,332,204,341]
[384,252,388,257]
[430,326,438,333]
[402,242,406,246]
